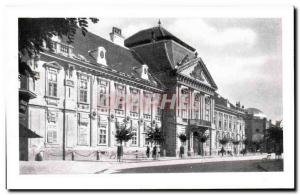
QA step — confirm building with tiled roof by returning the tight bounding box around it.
[20,22,248,160]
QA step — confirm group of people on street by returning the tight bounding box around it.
[146,145,159,160]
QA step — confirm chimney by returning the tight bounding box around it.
[110,27,124,47]
[227,99,230,108]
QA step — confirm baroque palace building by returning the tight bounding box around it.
[19,23,246,161]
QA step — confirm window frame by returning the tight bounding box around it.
[115,84,125,112]
[77,113,89,146]
[97,116,107,145]
[79,76,88,103]
[48,70,58,97]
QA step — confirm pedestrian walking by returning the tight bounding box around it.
[179,145,184,159]
[146,146,150,158]
[117,145,123,162]
[152,145,157,160]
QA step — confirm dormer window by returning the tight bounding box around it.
[97,47,107,65]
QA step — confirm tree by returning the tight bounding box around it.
[232,139,240,155]
[178,133,188,144]
[145,125,164,147]
[115,121,134,146]
[265,126,283,159]
[114,121,134,162]
[241,138,249,156]
[218,137,230,156]
[193,130,209,157]
[18,18,99,76]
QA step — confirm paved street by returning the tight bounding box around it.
[115,159,283,173]
[20,154,283,174]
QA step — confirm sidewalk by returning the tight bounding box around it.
[20,154,270,174]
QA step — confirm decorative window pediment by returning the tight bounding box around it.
[43,61,62,72]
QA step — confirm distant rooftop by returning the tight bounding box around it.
[246,107,267,119]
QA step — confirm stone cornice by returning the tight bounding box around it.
[177,73,215,95]
[215,104,246,116]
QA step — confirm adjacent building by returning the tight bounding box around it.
[19,23,247,161]
[244,108,272,152]
[214,94,246,155]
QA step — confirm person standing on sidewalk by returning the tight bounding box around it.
[146,146,150,158]
[152,146,157,160]
[117,145,123,162]
[179,145,184,159]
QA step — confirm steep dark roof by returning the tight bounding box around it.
[57,30,161,87]
[125,26,196,52]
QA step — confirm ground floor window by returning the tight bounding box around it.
[132,130,137,145]
[78,127,88,145]
[78,113,89,145]
[98,123,107,145]
[47,124,57,143]
[131,121,138,146]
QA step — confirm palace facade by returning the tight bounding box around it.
[19,24,246,161]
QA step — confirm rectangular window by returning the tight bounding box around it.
[193,94,200,119]
[48,70,57,97]
[181,89,189,119]
[47,124,57,143]
[130,89,139,113]
[78,113,89,145]
[79,77,88,103]
[229,116,232,130]
[98,84,108,107]
[132,130,137,145]
[78,127,88,145]
[115,85,125,112]
[131,121,137,146]
[218,113,223,129]
[143,92,152,115]
[98,118,107,145]
[224,115,228,130]
[153,94,161,115]
[205,97,210,121]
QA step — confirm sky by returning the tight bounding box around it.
[87,18,282,122]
